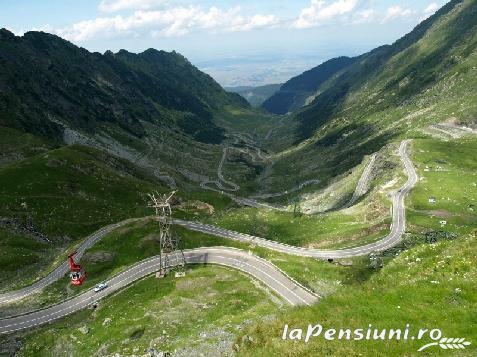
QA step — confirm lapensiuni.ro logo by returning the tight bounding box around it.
[281,324,472,352]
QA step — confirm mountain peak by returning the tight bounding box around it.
[0,28,15,39]
[0,31,248,143]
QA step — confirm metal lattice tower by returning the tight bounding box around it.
[147,191,185,277]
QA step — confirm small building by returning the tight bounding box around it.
[429,196,436,204]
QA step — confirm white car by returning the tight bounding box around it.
[94,282,108,292]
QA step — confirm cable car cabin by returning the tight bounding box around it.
[68,252,87,285]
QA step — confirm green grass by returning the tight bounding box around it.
[203,207,389,249]
[233,137,477,356]
[0,127,53,168]
[0,145,162,239]
[0,145,167,290]
[408,138,477,235]
[3,135,476,356]
[11,265,276,357]
[236,233,477,356]
[0,228,58,291]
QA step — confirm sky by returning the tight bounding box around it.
[1,0,447,86]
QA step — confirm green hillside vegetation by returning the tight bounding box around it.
[14,266,276,357]
[204,207,390,249]
[237,234,476,356]
[233,138,477,356]
[6,137,475,356]
[408,138,477,235]
[0,0,477,355]
[0,127,53,168]
[0,144,167,291]
[258,0,477,192]
[262,56,356,114]
[0,29,247,144]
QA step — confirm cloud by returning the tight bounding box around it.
[28,0,441,44]
[54,6,279,41]
[424,2,440,15]
[98,0,165,13]
[381,5,413,23]
[352,9,376,24]
[291,0,359,29]
[422,2,440,19]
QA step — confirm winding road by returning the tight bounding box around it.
[345,153,377,208]
[0,248,317,334]
[200,133,376,211]
[0,140,417,334]
[176,142,415,258]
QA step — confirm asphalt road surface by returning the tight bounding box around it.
[0,247,317,334]
[0,218,144,305]
[176,140,417,259]
[345,153,377,207]
[0,140,416,333]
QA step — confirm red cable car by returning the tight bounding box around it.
[68,252,87,285]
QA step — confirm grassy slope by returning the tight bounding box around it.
[237,234,476,356]
[204,207,388,249]
[14,266,275,357]
[0,143,166,291]
[234,138,477,356]
[1,220,372,356]
[201,142,404,250]
[0,127,54,168]
[408,138,477,235]
[2,138,475,356]
[260,0,477,191]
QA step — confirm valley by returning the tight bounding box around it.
[0,0,476,356]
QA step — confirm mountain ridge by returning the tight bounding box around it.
[287,0,474,139]
[262,56,357,115]
[0,29,248,145]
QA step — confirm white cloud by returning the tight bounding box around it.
[424,2,440,15]
[54,5,279,41]
[98,0,165,13]
[28,0,440,44]
[352,9,376,24]
[421,2,440,20]
[381,5,413,23]
[291,0,359,29]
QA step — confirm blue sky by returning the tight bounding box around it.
[1,0,448,86]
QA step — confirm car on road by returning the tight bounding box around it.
[93,282,108,292]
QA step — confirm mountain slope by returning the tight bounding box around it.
[294,0,476,139]
[0,29,269,196]
[260,0,477,192]
[0,29,247,144]
[225,83,282,107]
[262,56,357,114]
